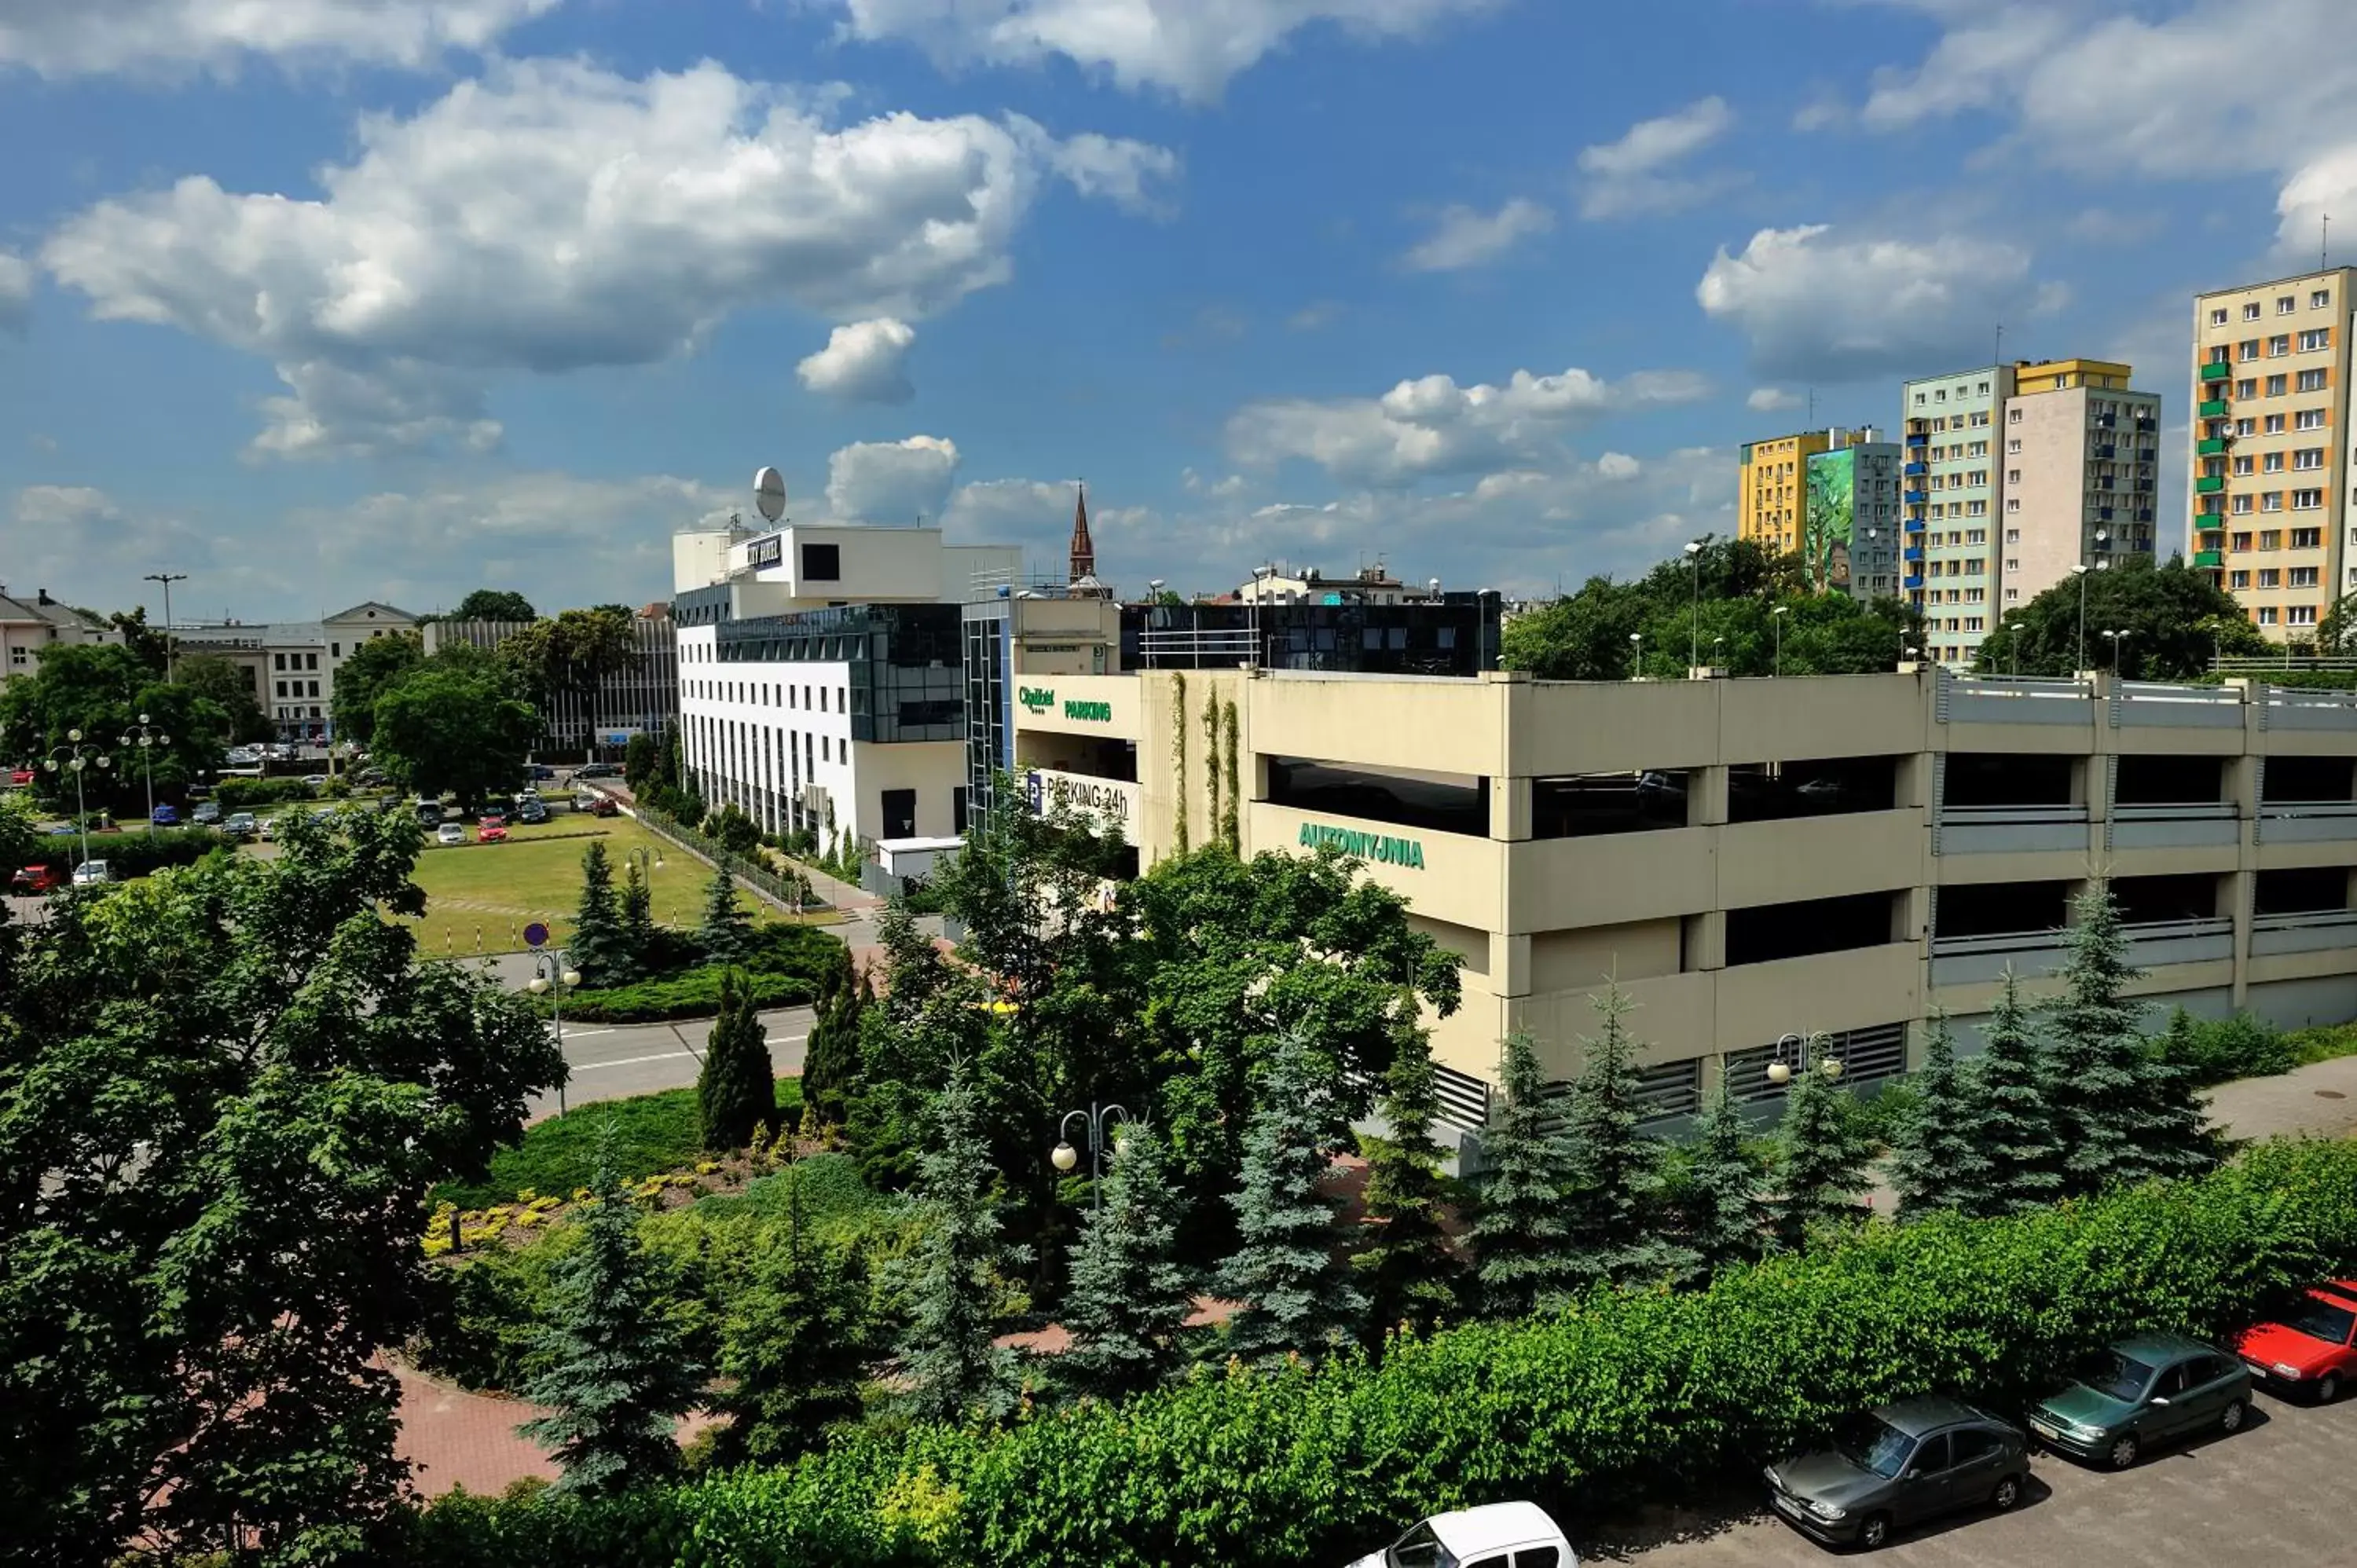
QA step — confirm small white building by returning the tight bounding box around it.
[0,585,113,680]
[174,600,418,742]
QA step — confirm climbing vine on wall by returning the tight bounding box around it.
[1221,698,1241,852]
[1171,672,1189,855]
[1204,690,1222,846]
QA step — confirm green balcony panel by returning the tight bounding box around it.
[2193,550,2224,568]
[2195,475,2227,493]
[2198,438,2228,455]
[2200,362,2232,382]
[2198,399,2229,417]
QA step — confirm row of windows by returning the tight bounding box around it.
[687,678,846,712]
[273,650,321,672]
[2211,328,2337,361]
[2255,605,2320,627]
[1913,381,1995,405]
[2205,490,2330,513]
[274,680,321,698]
[2213,371,2330,399]
[2218,528,2328,551]
[2209,289,2335,325]
[2228,568,2323,590]
[2222,449,2330,473]
[1920,558,1990,577]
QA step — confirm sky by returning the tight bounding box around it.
[2,0,2352,621]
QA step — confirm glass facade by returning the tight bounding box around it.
[716,603,965,744]
[1118,597,1502,675]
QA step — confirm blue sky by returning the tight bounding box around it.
[2,0,2348,621]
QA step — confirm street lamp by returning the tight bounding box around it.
[1772,605,1789,677]
[1765,1030,1844,1086]
[39,730,114,870]
[526,947,584,1117]
[1684,540,1704,670]
[1629,630,1644,680]
[119,713,170,826]
[2071,563,2091,673]
[1712,634,1726,672]
[143,570,188,682]
[1050,1101,1131,1207]
[2102,628,2134,679]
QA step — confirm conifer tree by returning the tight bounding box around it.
[709,1173,870,1465]
[799,951,866,1127]
[1352,1026,1464,1346]
[698,854,753,962]
[1963,966,2066,1216]
[896,1061,1022,1423]
[1559,985,1691,1289]
[1062,1123,1194,1398]
[1888,1009,1998,1218]
[697,967,776,1150]
[519,1134,705,1494]
[569,840,625,984]
[1470,1031,1584,1318]
[2044,882,2217,1196]
[1678,1074,1765,1275]
[618,861,657,980]
[1768,1034,1874,1250]
[1219,1032,1365,1363]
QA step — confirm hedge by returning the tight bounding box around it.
[395,1139,2357,1568]
[26,826,232,880]
[214,775,319,810]
[556,968,821,1024]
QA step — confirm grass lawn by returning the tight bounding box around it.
[432,1077,805,1211]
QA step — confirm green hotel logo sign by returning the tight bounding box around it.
[1297,820,1426,870]
[1019,685,1113,723]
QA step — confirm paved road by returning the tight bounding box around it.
[1599,1386,2355,1565]
[530,1003,816,1117]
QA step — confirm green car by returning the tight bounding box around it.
[2028,1332,2252,1470]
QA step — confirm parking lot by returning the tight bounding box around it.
[1600,1387,2355,1565]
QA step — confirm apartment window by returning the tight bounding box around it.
[2232,495,2254,515]
[331,643,340,658]
[2245,302,2264,321]
[2006,406,2023,425]
[2266,413,2287,434]
[2268,374,2289,396]
[274,680,288,697]
[2005,527,2022,543]
[1977,381,1990,395]
[2005,588,2021,603]
[2314,289,2333,310]
[2007,437,2023,454]
[2280,295,2299,314]
[2005,557,2020,572]
[1971,411,1990,427]
[2259,606,2280,625]
[2240,339,2261,361]
[2264,529,2285,550]
[1967,500,1988,517]
[2301,328,2332,351]
[2295,489,2325,509]
[273,653,286,671]
[2297,448,2326,470]
[2237,417,2257,436]
[2265,452,2286,472]
[2234,455,2256,475]
[2271,335,2293,356]
[2264,493,2286,511]
[2231,570,2253,590]
[2007,468,2022,484]
[1934,388,1948,401]
[2293,566,2321,588]
[2297,405,2327,427]
[2294,526,2324,548]
[1913,391,1926,406]
[2260,569,2282,588]
[2211,307,2231,326]
[2290,605,2319,627]
[2233,532,2255,551]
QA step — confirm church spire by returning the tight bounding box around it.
[1068,481,1096,584]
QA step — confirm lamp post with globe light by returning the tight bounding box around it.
[527,947,583,1117]
[38,731,114,870]
[1765,1030,1845,1087]
[1050,1101,1131,1209]
[119,713,170,825]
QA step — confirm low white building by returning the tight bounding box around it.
[673,520,1018,855]
[174,600,418,742]
[0,585,113,680]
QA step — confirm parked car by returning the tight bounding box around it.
[478,815,509,843]
[2235,1281,2357,1404]
[8,767,32,786]
[575,761,621,779]
[310,807,339,824]
[436,822,467,846]
[10,863,61,895]
[301,773,330,788]
[2029,1333,2251,1469]
[150,804,179,827]
[192,800,222,825]
[517,798,548,824]
[258,816,279,841]
[528,764,558,781]
[586,793,618,818]
[1765,1398,2029,1551]
[71,859,110,887]
[223,811,259,839]
[355,768,388,788]
[415,801,444,827]
[1345,1502,1574,1568]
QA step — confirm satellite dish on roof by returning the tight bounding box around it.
[753,467,787,523]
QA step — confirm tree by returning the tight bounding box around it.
[1061,1123,1194,1398]
[174,652,273,744]
[1219,1032,1365,1364]
[328,630,423,745]
[698,855,753,962]
[368,659,534,806]
[1768,1037,1875,1250]
[624,731,662,791]
[452,588,538,622]
[1558,986,1691,1289]
[618,860,658,980]
[1352,1028,1464,1346]
[708,1176,871,1465]
[895,1061,1022,1423]
[1974,556,2269,679]
[697,968,776,1151]
[1471,1031,1583,1317]
[710,803,763,857]
[1677,1075,1765,1275]
[107,605,172,675]
[800,950,867,1127]
[1887,1009,1999,1218]
[570,841,627,986]
[1963,967,2067,1216]
[0,641,241,808]
[2044,883,2219,1196]
[0,811,562,1563]
[497,606,640,719]
[519,1134,705,1495]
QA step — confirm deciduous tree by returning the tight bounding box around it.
[1974,556,2267,679]
[368,659,534,806]
[452,588,538,623]
[327,629,423,744]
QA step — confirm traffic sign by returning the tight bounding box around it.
[522,921,549,948]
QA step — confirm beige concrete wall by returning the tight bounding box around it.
[1016,672,1145,740]
[1529,920,1684,993]
[1251,671,1509,777]
[2006,385,2093,607]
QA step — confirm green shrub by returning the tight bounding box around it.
[432,1088,703,1212]
[2149,1008,2299,1087]
[559,967,819,1024]
[2283,1020,2357,1068]
[395,1140,2357,1568]
[214,775,317,810]
[28,826,233,880]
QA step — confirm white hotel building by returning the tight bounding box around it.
[670,518,1019,855]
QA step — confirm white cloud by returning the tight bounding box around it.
[0,250,30,331]
[1036,130,1184,215]
[0,0,557,78]
[5,483,288,610]
[797,317,918,404]
[1285,299,1342,332]
[1576,96,1734,218]
[1226,363,1710,487]
[1594,451,1641,480]
[1747,386,1802,412]
[1697,223,2055,383]
[829,0,1507,102]
[1399,199,1552,272]
[825,435,962,524]
[41,58,1173,457]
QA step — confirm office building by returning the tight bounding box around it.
[1801,434,1901,598]
[172,600,418,742]
[2190,268,2356,639]
[0,586,112,679]
[1739,427,1878,557]
[420,606,680,760]
[2002,360,2161,611]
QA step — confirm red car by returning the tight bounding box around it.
[478,815,509,844]
[8,768,32,787]
[10,863,61,895]
[2235,1281,2357,1403]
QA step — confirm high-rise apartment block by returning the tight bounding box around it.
[1739,426,1896,596]
[1902,359,2160,667]
[2190,268,2355,640]
[1739,428,1862,556]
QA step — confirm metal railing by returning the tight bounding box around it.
[629,801,832,912]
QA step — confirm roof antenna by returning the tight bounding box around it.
[1994,321,2004,367]
[1806,386,1816,429]
[2324,213,2332,271]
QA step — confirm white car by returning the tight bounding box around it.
[71,859,111,887]
[1346,1503,1575,1568]
[436,822,468,846]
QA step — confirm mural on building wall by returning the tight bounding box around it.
[1804,448,1856,592]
